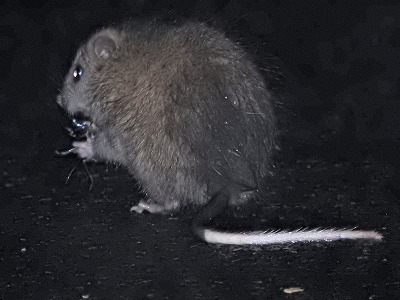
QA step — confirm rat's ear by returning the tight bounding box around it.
[90,29,119,60]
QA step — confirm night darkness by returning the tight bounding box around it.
[1,1,399,299]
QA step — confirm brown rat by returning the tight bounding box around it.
[57,20,382,244]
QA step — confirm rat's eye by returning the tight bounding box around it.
[72,65,83,82]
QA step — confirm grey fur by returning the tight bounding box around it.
[58,21,275,207]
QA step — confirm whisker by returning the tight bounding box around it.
[65,167,77,185]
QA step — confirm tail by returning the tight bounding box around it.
[193,227,383,245]
[191,188,383,245]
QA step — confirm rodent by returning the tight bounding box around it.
[56,20,382,245]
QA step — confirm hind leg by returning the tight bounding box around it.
[229,189,256,206]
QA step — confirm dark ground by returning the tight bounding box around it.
[1,1,399,299]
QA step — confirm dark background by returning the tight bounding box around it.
[1,1,399,299]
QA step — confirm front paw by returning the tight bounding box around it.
[72,140,94,160]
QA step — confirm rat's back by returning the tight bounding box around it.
[117,21,277,203]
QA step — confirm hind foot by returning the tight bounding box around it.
[130,200,166,214]
[130,199,179,214]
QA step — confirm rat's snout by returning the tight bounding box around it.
[56,94,70,112]
[56,95,63,107]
